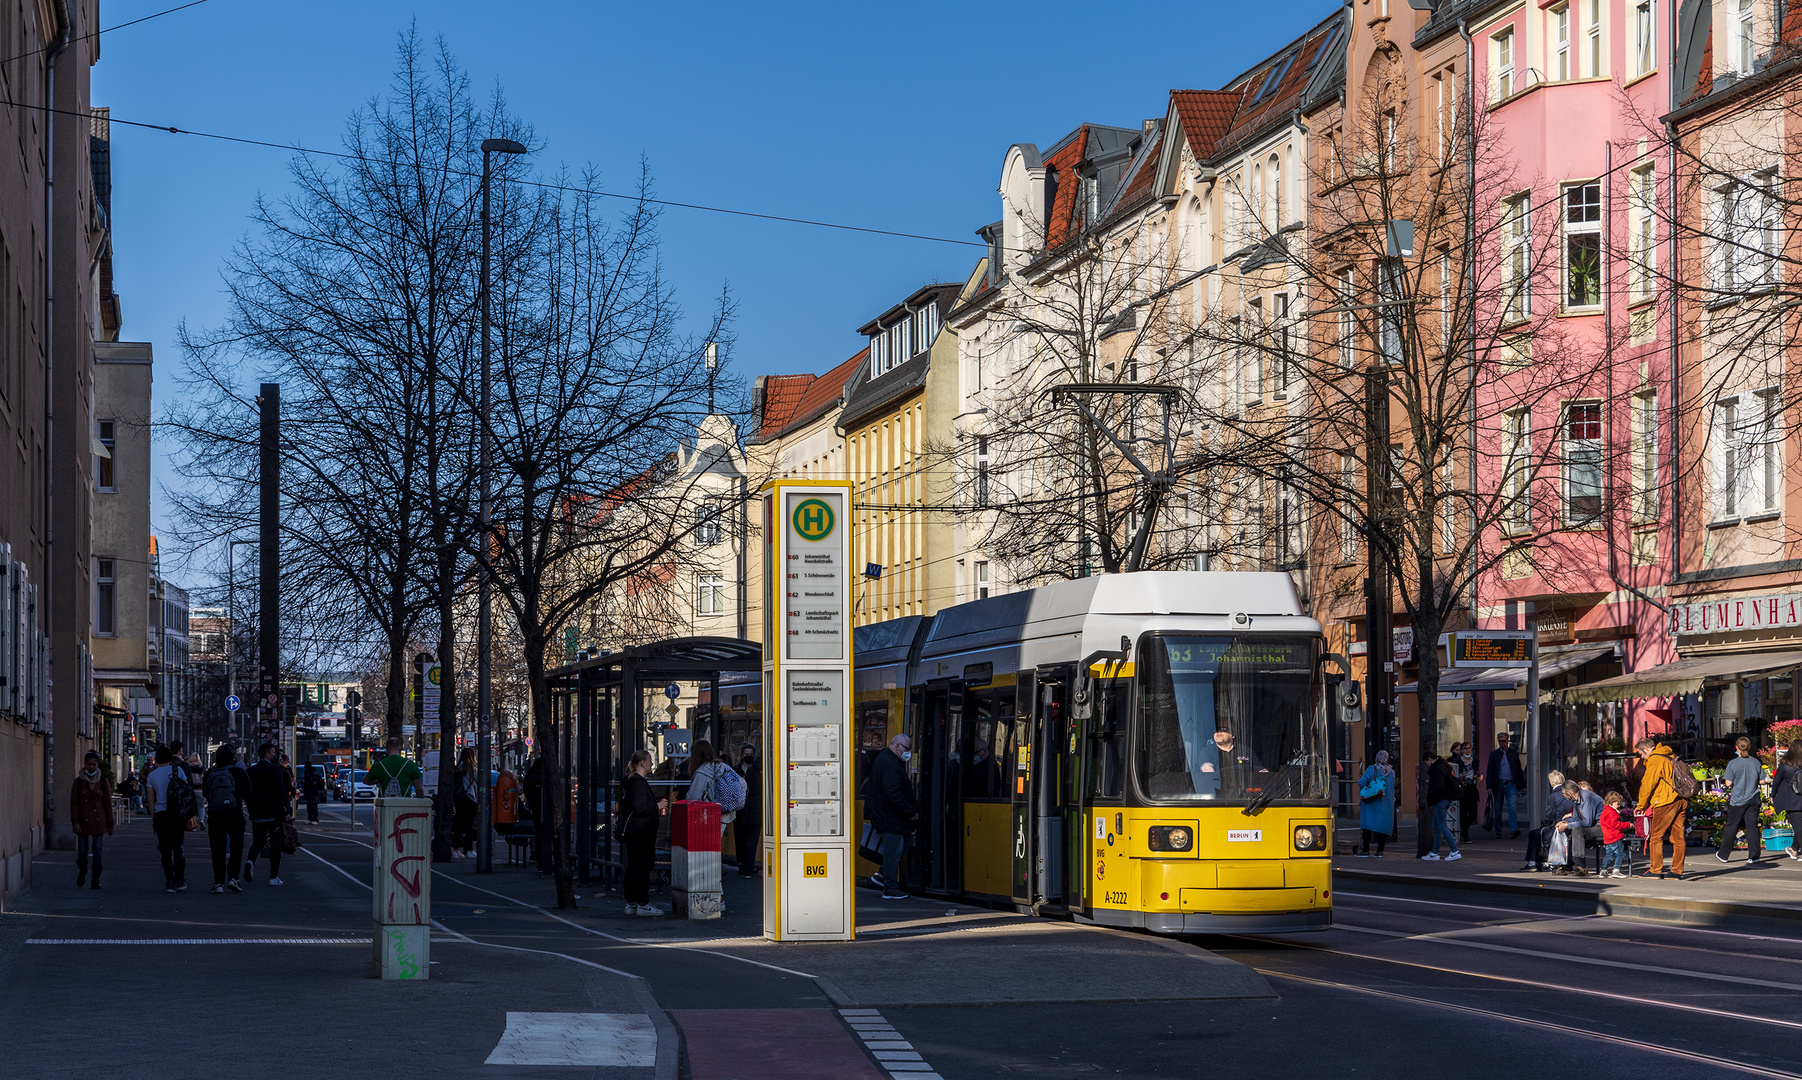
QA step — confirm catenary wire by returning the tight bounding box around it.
[0,0,212,72]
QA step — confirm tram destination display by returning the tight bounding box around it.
[1452,630,1533,668]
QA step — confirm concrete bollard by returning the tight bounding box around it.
[670,800,721,919]
[373,797,434,979]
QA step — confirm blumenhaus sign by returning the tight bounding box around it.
[1671,593,1802,637]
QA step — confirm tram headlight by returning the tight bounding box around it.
[1148,825,1193,852]
[1293,825,1328,851]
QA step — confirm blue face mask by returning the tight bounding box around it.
[900,750,913,763]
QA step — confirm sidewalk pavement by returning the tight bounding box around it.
[0,816,669,1080]
[1333,821,1802,932]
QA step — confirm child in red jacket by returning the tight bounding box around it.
[1599,790,1633,878]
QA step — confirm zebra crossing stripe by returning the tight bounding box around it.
[840,1009,943,1080]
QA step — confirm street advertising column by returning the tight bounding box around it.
[762,481,854,942]
[373,796,434,979]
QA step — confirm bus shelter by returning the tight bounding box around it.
[547,636,761,887]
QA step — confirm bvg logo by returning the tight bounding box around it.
[791,498,835,541]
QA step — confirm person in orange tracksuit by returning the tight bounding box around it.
[1635,738,1687,879]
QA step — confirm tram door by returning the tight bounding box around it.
[917,680,964,894]
[1033,667,1080,908]
[1010,674,1036,905]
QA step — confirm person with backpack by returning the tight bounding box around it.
[204,744,251,893]
[244,742,295,886]
[1769,738,1802,863]
[365,737,423,797]
[144,745,196,892]
[684,740,746,836]
[1420,751,1461,862]
[1635,737,1691,880]
[733,742,761,878]
[70,751,113,889]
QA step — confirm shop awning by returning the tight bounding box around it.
[1398,645,1616,695]
[1559,648,1802,705]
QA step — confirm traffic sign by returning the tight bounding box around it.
[665,683,680,700]
[225,695,241,712]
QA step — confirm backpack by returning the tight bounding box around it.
[1788,765,1802,799]
[205,768,239,813]
[711,764,747,813]
[166,765,199,821]
[1669,758,1699,800]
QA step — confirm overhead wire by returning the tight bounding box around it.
[0,0,212,72]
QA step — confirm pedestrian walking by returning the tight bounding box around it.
[1717,737,1767,865]
[1522,771,1571,871]
[1774,739,1802,864]
[1356,751,1396,857]
[301,762,326,824]
[366,737,423,798]
[1421,751,1461,861]
[1599,790,1633,878]
[245,742,295,885]
[1555,780,1605,876]
[1486,733,1524,838]
[618,750,668,917]
[1636,737,1690,880]
[144,745,195,893]
[70,751,113,889]
[452,747,479,859]
[865,733,920,899]
[734,742,762,878]
[203,744,250,893]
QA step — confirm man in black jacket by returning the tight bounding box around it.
[244,743,295,885]
[1485,733,1526,839]
[734,743,762,879]
[865,734,919,900]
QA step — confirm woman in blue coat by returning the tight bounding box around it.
[1357,750,1396,857]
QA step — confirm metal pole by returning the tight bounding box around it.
[477,147,495,873]
[1525,628,1543,830]
[258,385,281,751]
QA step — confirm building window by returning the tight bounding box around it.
[912,304,939,356]
[1272,294,1293,398]
[1629,165,1656,302]
[974,560,990,600]
[870,332,890,379]
[894,319,913,366]
[1633,392,1658,522]
[1504,409,1532,532]
[1563,182,1602,309]
[1564,402,1603,525]
[1339,455,1359,561]
[1585,0,1601,76]
[695,573,724,617]
[1718,390,1781,517]
[1440,457,1457,553]
[1494,27,1516,98]
[1552,4,1571,80]
[1717,172,1778,291]
[1377,260,1403,365]
[1382,111,1398,173]
[95,559,116,636]
[693,502,722,546]
[1439,250,1452,352]
[1634,0,1655,75]
[1735,0,1757,74]
[1247,298,1265,398]
[96,419,116,491]
[1502,193,1531,322]
[1337,269,1356,368]
[974,436,990,508]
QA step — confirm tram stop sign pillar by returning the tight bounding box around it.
[373,797,433,978]
[762,480,855,942]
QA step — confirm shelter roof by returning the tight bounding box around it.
[548,635,762,680]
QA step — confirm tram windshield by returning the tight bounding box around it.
[1135,634,1327,804]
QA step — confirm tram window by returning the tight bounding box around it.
[856,701,890,795]
[1088,679,1126,799]
[964,718,1007,799]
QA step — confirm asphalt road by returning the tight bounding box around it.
[63,803,1795,1080]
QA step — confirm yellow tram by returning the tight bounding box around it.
[714,570,1338,933]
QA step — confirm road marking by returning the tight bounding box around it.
[1335,888,1802,944]
[484,1012,656,1067]
[843,1009,945,1080]
[1334,922,1802,994]
[1261,967,1802,1080]
[26,938,370,945]
[1230,934,1802,1034]
[1334,891,1597,919]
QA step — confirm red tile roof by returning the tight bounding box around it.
[757,374,814,436]
[1210,18,1341,159]
[759,348,867,440]
[1042,127,1091,249]
[1170,89,1242,160]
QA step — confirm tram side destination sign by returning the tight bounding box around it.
[784,492,846,661]
[1452,630,1534,669]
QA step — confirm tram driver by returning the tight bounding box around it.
[1197,728,1267,799]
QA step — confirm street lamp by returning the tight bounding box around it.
[478,137,527,874]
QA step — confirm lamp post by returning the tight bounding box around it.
[477,137,527,873]
[226,539,257,749]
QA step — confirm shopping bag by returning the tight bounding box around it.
[857,821,884,864]
[1547,829,1569,867]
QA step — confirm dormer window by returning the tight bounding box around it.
[912,304,940,357]
[870,332,891,378]
[1735,0,1758,74]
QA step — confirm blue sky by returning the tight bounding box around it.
[94,0,1332,579]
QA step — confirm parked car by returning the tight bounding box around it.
[346,770,378,800]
